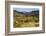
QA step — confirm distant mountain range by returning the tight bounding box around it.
[13,10,39,16]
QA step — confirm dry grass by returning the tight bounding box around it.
[13,14,39,28]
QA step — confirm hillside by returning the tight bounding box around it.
[13,10,39,28]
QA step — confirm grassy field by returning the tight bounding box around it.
[13,13,39,28]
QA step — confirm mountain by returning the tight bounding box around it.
[13,10,39,16]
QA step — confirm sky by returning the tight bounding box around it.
[13,8,39,13]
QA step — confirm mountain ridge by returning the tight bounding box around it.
[13,10,39,16]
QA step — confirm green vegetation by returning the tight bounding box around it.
[13,13,39,28]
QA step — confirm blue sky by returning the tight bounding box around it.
[13,8,39,13]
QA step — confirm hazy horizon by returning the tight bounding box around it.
[13,8,39,13]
